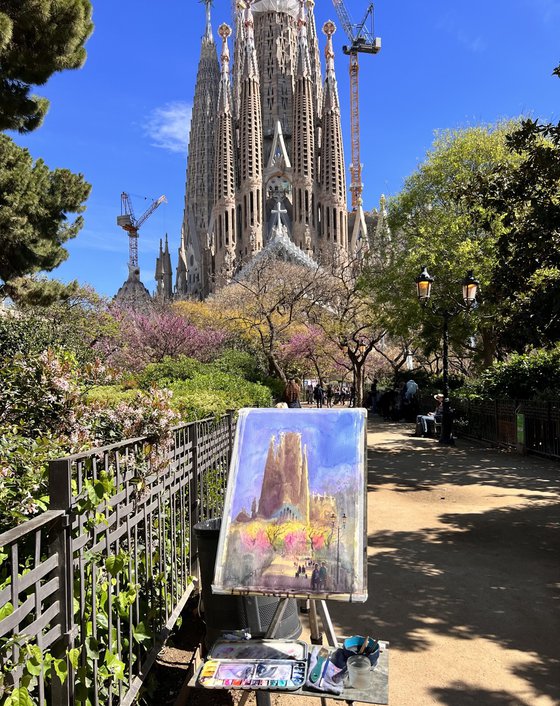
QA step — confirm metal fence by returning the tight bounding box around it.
[452,398,560,460]
[0,413,235,706]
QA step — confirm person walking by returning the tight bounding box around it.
[283,378,301,408]
[326,384,334,408]
[313,383,325,408]
[306,383,314,404]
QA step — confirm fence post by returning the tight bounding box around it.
[227,410,234,463]
[48,459,74,706]
[189,421,200,578]
[515,402,526,455]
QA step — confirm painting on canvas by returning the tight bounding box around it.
[213,408,367,602]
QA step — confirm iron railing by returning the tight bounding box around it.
[0,412,235,706]
[448,398,560,460]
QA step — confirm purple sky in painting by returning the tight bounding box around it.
[229,409,365,518]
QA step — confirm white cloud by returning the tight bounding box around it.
[436,15,486,54]
[144,101,192,154]
[529,0,560,21]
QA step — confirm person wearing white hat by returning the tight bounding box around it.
[416,394,444,437]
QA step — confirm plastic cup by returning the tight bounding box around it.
[346,654,372,689]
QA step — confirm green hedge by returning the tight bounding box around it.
[94,356,274,421]
[461,346,560,400]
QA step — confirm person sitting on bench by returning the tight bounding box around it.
[416,394,444,437]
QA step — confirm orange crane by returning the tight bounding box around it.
[116,192,167,269]
[331,1,381,211]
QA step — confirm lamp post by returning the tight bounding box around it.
[415,267,479,445]
[331,512,347,584]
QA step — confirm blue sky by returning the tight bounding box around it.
[10,0,560,298]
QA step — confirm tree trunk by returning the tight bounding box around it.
[267,353,287,383]
[355,363,365,407]
[480,326,497,369]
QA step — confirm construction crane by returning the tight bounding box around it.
[331,1,381,210]
[116,192,167,269]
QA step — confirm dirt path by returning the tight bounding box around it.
[330,420,559,706]
[185,419,560,706]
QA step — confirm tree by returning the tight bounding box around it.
[100,305,231,372]
[308,252,386,406]
[474,114,560,350]
[0,0,93,133]
[367,122,523,369]
[211,256,322,383]
[0,135,91,296]
[278,326,344,383]
[0,283,115,363]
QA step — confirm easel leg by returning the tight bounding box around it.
[317,600,338,648]
[309,599,323,644]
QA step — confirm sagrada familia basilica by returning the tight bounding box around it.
[149,0,384,302]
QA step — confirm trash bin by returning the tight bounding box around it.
[194,518,301,649]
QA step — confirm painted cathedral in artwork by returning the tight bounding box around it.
[166,0,370,300]
[213,408,367,601]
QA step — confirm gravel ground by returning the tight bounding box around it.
[154,419,560,706]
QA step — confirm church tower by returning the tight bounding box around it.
[177,0,220,298]
[212,23,237,280]
[318,20,347,255]
[174,0,358,297]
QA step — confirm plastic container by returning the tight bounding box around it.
[347,654,373,689]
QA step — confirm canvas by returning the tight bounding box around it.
[213,408,367,602]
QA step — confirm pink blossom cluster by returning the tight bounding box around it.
[100,307,231,371]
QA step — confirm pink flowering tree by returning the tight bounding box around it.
[278,326,343,383]
[100,306,231,372]
[283,529,307,557]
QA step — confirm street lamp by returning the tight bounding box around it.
[415,266,480,445]
[331,512,347,584]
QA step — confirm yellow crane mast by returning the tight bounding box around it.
[331,1,381,211]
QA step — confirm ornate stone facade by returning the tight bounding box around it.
[173,0,364,298]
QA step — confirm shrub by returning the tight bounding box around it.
[0,350,82,437]
[168,374,272,420]
[461,346,560,400]
[212,349,264,382]
[137,356,207,388]
[0,428,65,528]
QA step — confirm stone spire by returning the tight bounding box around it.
[212,23,237,281]
[237,1,264,261]
[155,236,173,300]
[319,21,347,254]
[305,0,323,122]
[292,0,316,254]
[163,234,173,298]
[232,1,245,121]
[176,239,188,294]
[177,0,220,298]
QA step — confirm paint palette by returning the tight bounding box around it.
[197,640,308,691]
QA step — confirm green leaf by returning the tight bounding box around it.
[85,636,99,660]
[5,687,34,706]
[68,647,81,670]
[0,601,14,621]
[132,621,152,645]
[105,554,124,577]
[53,657,68,684]
[104,650,125,680]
